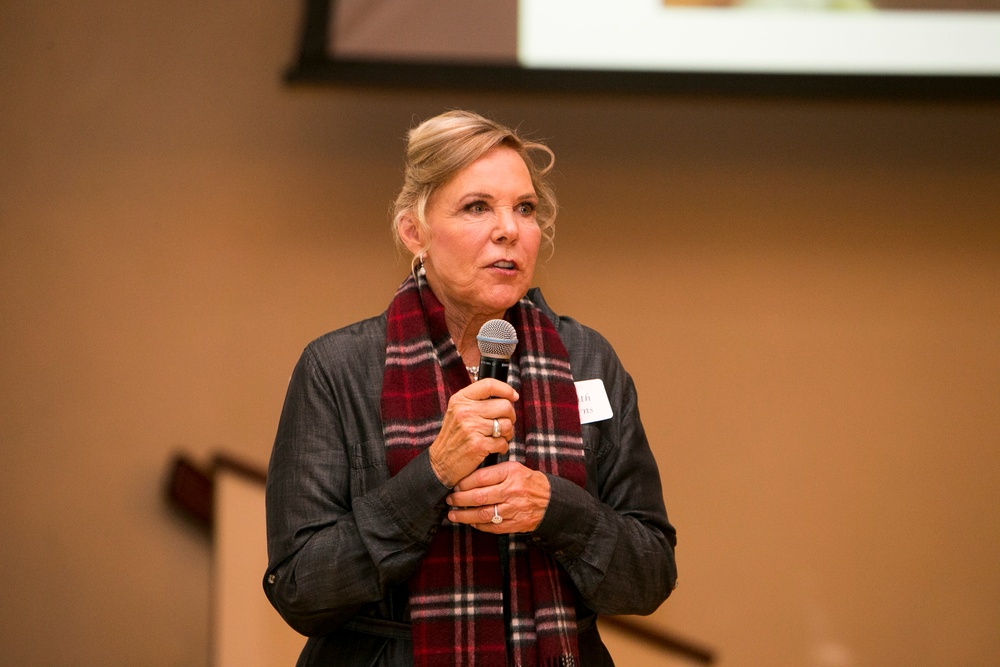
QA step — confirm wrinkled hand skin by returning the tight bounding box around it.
[445,461,551,534]
[428,378,518,488]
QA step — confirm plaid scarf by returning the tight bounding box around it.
[382,273,586,667]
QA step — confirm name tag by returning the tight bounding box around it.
[575,379,613,424]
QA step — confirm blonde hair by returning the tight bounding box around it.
[391,110,557,262]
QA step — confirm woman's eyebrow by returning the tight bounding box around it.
[461,191,494,200]
[459,190,536,202]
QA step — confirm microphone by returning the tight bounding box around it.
[476,319,517,468]
[476,319,517,383]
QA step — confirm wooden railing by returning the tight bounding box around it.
[167,453,715,665]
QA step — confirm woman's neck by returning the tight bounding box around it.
[446,312,488,369]
[423,276,505,368]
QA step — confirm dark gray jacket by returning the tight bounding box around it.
[264,289,677,666]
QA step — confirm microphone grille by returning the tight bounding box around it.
[477,319,517,359]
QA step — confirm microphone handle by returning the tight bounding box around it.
[478,355,510,467]
[478,356,509,383]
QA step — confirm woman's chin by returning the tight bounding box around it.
[479,287,527,315]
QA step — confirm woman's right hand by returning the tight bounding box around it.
[428,379,518,488]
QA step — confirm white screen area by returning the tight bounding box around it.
[519,1,1000,75]
[324,0,1000,76]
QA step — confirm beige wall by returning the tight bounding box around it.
[2,3,998,666]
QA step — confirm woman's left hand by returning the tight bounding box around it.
[445,461,551,533]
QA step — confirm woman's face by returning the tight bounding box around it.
[404,146,542,322]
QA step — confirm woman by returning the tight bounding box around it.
[264,110,677,666]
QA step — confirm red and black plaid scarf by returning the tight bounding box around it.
[382,273,586,667]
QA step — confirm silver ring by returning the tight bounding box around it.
[491,504,503,524]
[491,418,501,438]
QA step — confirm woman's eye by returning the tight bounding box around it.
[516,202,536,215]
[464,201,488,214]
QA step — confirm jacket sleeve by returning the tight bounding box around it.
[530,325,678,616]
[262,337,450,637]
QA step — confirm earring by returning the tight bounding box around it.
[417,254,427,277]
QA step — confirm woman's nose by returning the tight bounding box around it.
[493,207,519,243]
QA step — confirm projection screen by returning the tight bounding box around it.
[287,0,1000,97]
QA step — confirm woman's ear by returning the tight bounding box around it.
[397,213,426,256]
